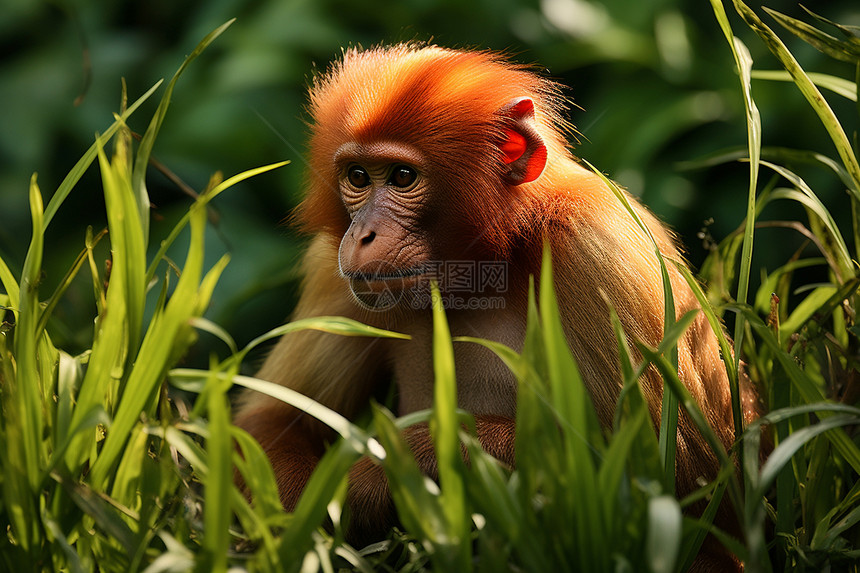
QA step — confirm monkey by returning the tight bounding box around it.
[233,44,761,570]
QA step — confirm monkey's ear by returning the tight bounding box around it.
[498,97,547,185]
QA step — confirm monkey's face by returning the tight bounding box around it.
[330,96,549,311]
[303,46,554,312]
[335,141,437,309]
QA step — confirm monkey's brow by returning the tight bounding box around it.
[333,141,424,167]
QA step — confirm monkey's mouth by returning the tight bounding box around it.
[342,265,428,282]
[342,264,430,310]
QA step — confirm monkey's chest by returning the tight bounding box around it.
[390,309,523,418]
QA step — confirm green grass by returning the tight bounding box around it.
[2,1,860,571]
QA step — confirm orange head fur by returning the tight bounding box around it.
[297,44,576,256]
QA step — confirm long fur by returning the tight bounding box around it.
[235,44,761,571]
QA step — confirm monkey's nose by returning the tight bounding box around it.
[360,230,376,245]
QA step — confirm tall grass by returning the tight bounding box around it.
[0,20,292,572]
[2,1,860,572]
[702,2,860,571]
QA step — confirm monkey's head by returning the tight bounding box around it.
[297,44,570,309]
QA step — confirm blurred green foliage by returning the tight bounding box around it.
[1,0,858,362]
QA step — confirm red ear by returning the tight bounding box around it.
[500,128,527,165]
[498,97,547,185]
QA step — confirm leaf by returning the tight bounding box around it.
[753,258,826,316]
[88,203,208,488]
[646,496,682,573]
[132,18,237,245]
[231,425,284,513]
[13,175,47,491]
[751,70,857,101]
[733,0,860,194]
[202,369,232,571]
[100,119,147,359]
[144,161,288,286]
[65,136,136,474]
[372,407,449,550]
[726,34,762,385]
[429,282,471,568]
[799,5,860,40]
[188,317,238,355]
[452,337,525,381]
[41,81,163,230]
[538,242,606,569]
[635,342,739,507]
[756,414,859,501]
[761,160,852,275]
[175,370,369,447]
[58,476,137,555]
[36,229,107,337]
[0,253,20,309]
[581,157,687,488]
[778,284,837,339]
[765,7,860,63]
[734,305,860,474]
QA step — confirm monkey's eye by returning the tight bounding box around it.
[389,165,417,189]
[347,165,371,188]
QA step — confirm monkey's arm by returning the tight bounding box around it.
[345,414,515,542]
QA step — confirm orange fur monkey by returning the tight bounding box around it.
[234,44,760,570]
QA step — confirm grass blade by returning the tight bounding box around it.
[580,161,684,489]
[41,81,162,230]
[371,407,448,553]
[735,305,860,474]
[144,161,288,286]
[751,70,857,101]
[734,1,860,193]
[761,160,852,276]
[131,19,236,245]
[201,368,232,572]
[646,495,682,573]
[755,414,859,502]
[14,175,47,491]
[538,242,605,569]
[64,135,134,472]
[88,202,208,488]
[429,282,471,570]
[766,7,860,63]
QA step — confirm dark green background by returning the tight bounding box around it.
[1,0,857,366]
